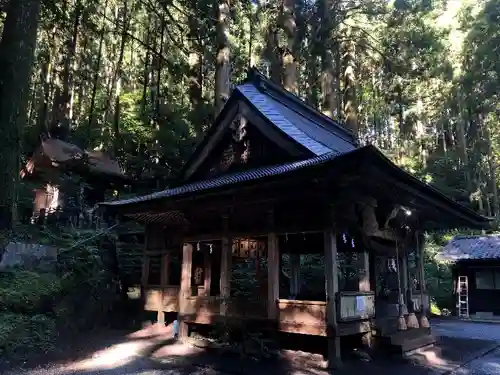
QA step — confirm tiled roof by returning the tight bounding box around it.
[237,84,333,155]
[101,149,343,207]
[178,68,357,181]
[246,68,356,145]
[436,235,500,262]
[236,80,357,156]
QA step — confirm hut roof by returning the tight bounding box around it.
[22,138,126,180]
[436,235,500,262]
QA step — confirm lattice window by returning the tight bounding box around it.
[337,252,363,291]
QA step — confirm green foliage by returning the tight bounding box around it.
[0,226,119,362]
[0,271,61,314]
[0,313,56,357]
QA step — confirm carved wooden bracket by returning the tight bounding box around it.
[359,199,399,241]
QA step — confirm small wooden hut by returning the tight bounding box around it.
[21,137,127,224]
[100,69,490,365]
[437,235,500,319]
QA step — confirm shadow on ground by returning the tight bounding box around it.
[3,324,499,375]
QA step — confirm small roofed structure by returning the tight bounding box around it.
[437,235,500,320]
[100,68,491,365]
[21,137,128,225]
[21,137,126,181]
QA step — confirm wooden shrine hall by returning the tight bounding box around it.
[100,69,490,365]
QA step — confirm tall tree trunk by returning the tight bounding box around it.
[87,0,108,145]
[456,109,470,190]
[214,0,231,114]
[141,27,152,116]
[74,33,88,125]
[343,37,357,133]
[319,0,340,118]
[52,0,82,140]
[306,9,319,107]
[265,24,282,84]
[111,0,131,155]
[282,0,297,93]
[483,116,499,216]
[0,0,41,228]
[188,11,203,136]
[155,19,165,117]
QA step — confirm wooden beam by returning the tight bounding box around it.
[185,228,324,243]
[184,104,239,180]
[178,243,193,339]
[220,216,232,315]
[324,210,342,368]
[120,178,331,219]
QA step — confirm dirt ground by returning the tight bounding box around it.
[3,320,500,375]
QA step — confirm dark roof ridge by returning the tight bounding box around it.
[246,67,358,146]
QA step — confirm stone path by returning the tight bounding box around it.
[432,320,500,342]
[431,320,500,375]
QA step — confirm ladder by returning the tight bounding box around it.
[457,276,469,318]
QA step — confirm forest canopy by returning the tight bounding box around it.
[0,0,499,227]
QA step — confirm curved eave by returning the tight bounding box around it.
[100,145,491,231]
[362,146,491,230]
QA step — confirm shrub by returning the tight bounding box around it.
[0,270,61,314]
[0,313,56,358]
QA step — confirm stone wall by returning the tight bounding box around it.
[0,242,58,271]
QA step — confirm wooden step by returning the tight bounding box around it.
[398,333,435,353]
[378,328,436,355]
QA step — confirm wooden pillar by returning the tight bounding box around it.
[178,242,193,339]
[290,254,301,299]
[359,251,370,292]
[141,225,151,289]
[203,248,212,297]
[220,216,232,315]
[417,231,430,328]
[404,240,419,328]
[358,250,373,347]
[324,216,341,368]
[401,253,408,297]
[267,210,280,319]
[158,248,170,325]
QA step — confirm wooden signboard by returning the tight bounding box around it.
[232,238,266,258]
